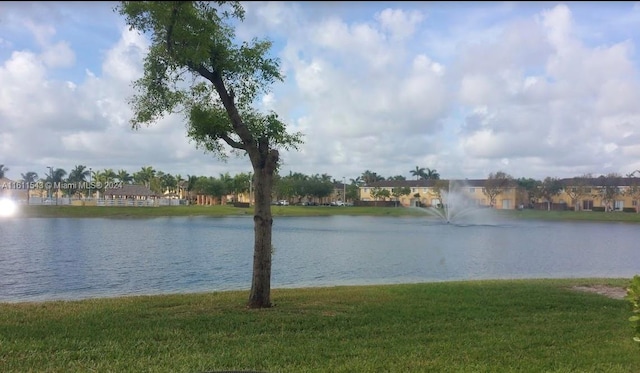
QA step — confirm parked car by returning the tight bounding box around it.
[277,200,289,206]
[331,201,345,206]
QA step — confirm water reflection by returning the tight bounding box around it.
[0,215,639,302]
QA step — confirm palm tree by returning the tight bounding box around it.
[423,168,440,180]
[175,174,184,198]
[410,166,425,181]
[0,164,9,179]
[350,176,364,186]
[48,168,67,201]
[68,165,90,197]
[133,166,156,187]
[360,170,384,186]
[68,165,90,183]
[186,174,198,203]
[21,171,38,204]
[102,168,117,182]
[116,169,133,184]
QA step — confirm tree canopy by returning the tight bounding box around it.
[116,1,303,308]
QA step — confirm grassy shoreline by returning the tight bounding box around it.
[12,204,640,223]
[1,279,637,372]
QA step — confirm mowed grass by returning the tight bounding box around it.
[17,204,640,223]
[14,204,430,219]
[1,279,638,373]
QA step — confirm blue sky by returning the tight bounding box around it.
[2,1,640,182]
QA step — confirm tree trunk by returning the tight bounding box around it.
[247,150,278,309]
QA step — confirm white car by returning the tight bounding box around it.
[278,200,289,206]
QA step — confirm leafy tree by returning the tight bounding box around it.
[370,187,390,205]
[378,188,391,201]
[232,172,252,203]
[391,186,411,207]
[431,179,449,206]
[346,183,360,202]
[627,275,640,343]
[483,171,513,208]
[0,164,8,179]
[410,166,425,181]
[386,175,406,181]
[598,173,622,211]
[160,172,178,194]
[369,186,383,206]
[307,174,333,203]
[117,1,303,308]
[539,176,563,211]
[516,177,541,207]
[564,175,591,211]
[624,176,640,213]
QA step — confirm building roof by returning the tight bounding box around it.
[104,184,156,197]
[559,176,640,187]
[363,179,510,188]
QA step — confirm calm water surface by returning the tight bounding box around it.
[1,215,639,302]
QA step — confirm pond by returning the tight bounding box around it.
[1,215,639,302]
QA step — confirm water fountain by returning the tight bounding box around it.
[417,179,497,226]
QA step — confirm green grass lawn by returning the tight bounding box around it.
[14,204,640,223]
[1,279,637,372]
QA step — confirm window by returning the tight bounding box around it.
[582,200,593,210]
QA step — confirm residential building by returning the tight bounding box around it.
[359,179,519,209]
[544,176,640,212]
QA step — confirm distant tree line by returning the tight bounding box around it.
[2,163,637,208]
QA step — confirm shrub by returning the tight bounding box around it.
[623,207,637,213]
[627,275,640,343]
[592,206,606,212]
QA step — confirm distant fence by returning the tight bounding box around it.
[21,197,185,207]
[97,199,182,207]
[532,202,568,211]
[353,200,398,207]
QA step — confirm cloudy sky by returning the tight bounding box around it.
[2,1,640,182]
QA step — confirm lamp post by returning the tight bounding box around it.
[89,167,92,201]
[343,176,346,205]
[47,166,54,205]
[249,172,253,206]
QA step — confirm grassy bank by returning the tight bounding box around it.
[1,279,637,372]
[12,204,640,223]
[13,204,429,219]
